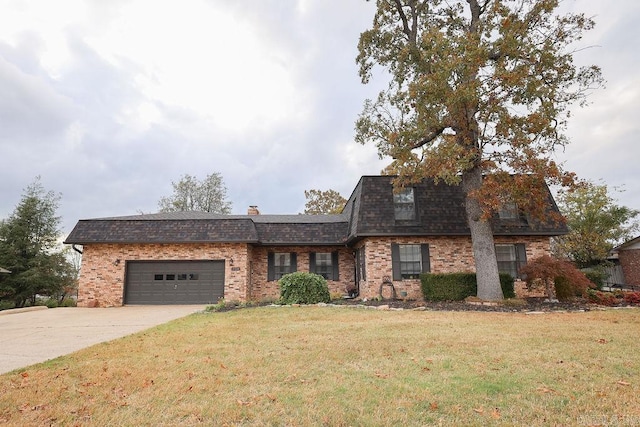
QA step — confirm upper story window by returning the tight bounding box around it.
[498,201,518,220]
[394,188,416,221]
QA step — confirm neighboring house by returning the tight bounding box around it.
[609,236,640,288]
[64,176,567,307]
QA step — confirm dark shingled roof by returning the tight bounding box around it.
[64,213,349,245]
[343,176,567,242]
[64,175,567,246]
[65,218,260,244]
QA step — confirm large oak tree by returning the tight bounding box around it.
[356,0,603,299]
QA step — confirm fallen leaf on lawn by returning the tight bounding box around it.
[20,372,29,378]
[265,394,277,402]
[220,363,227,369]
[597,338,608,344]
[375,372,390,379]
[491,408,501,419]
[237,400,251,406]
[617,380,631,386]
[536,386,556,394]
[473,407,484,414]
[422,366,431,372]
[429,402,438,411]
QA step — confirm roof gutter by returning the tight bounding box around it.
[72,244,83,255]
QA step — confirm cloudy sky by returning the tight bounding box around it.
[0,0,638,236]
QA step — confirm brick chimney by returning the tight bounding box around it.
[247,205,260,215]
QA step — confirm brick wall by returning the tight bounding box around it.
[77,243,250,307]
[356,236,551,300]
[249,246,355,301]
[77,236,552,307]
[620,249,640,286]
[77,243,356,306]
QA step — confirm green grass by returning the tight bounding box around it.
[1,306,639,426]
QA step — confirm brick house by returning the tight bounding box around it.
[611,236,640,287]
[64,176,567,307]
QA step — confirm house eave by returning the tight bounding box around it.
[64,239,260,245]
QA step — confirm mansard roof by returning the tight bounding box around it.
[64,175,567,246]
[343,176,567,243]
[65,212,349,245]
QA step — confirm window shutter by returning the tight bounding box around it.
[290,252,297,272]
[332,251,339,281]
[267,252,275,281]
[309,253,316,274]
[421,244,431,273]
[391,244,401,281]
[515,244,527,276]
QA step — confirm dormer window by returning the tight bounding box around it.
[394,188,415,221]
[498,201,518,220]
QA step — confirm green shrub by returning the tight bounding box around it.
[59,298,77,307]
[553,276,575,302]
[0,300,15,311]
[279,272,330,305]
[421,273,514,301]
[583,267,609,290]
[44,298,59,308]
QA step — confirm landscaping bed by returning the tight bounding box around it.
[209,296,639,313]
[332,296,595,312]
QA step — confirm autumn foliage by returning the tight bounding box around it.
[519,255,593,301]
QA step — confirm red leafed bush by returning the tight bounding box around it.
[520,256,594,301]
[623,292,640,305]
[586,289,618,306]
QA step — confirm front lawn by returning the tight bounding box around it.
[1,306,639,426]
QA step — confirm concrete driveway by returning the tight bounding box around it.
[0,305,205,374]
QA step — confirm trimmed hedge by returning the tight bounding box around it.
[421,273,515,301]
[278,272,330,304]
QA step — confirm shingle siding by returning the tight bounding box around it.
[344,176,566,240]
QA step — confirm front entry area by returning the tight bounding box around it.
[125,260,225,304]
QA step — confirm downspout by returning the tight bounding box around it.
[72,244,83,255]
[351,247,360,298]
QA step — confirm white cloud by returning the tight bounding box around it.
[0,0,638,234]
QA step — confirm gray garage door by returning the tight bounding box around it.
[125,261,225,304]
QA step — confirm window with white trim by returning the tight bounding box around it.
[394,188,416,221]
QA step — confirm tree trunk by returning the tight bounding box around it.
[462,166,504,300]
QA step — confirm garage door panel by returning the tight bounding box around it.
[125,261,225,304]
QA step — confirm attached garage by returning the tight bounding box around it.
[125,260,225,305]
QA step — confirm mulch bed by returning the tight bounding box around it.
[332,297,593,312]
[210,297,638,313]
